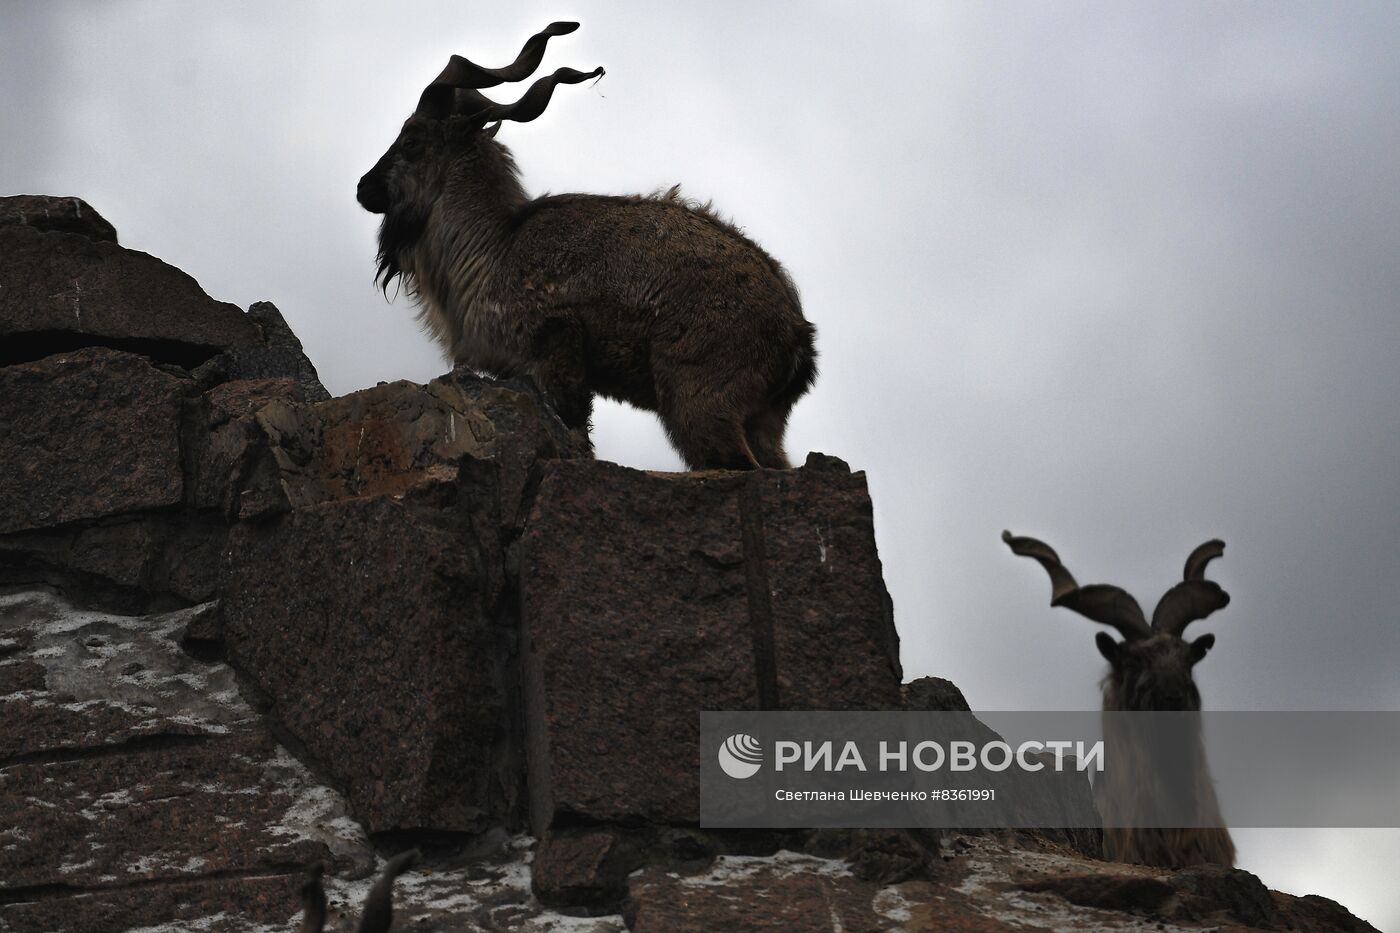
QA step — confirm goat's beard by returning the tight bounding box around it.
[375,202,430,293]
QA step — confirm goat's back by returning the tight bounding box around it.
[501,191,804,329]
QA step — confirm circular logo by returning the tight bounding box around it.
[718,733,763,779]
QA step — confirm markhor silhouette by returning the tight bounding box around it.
[357,22,817,470]
[1004,531,1236,869]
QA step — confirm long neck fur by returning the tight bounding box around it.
[1096,679,1234,868]
[386,136,527,364]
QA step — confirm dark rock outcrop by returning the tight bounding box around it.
[0,348,187,534]
[232,368,575,522]
[1019,872,1179,913]
[191,301,330,403]
[0,194,117,243]
[532,827,639,910]
[1014,860,1378,931]
[902,674,972,712]
[215,363,907,848]
[0,511,229,609]
[625,854,893,933]
[183,376,320,518]
[223,483,519,837]
[0,225,260,367]
[1168,863,1278,926]
[0,198,1382,932]
[520,459,903,835]
[900,676,1104,860]
[0,591,341,933]
[0,202,325,610]
[217,370,583,838]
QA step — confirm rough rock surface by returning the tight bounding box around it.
[0,511,230,609]
[521,463,759,831]
[0,199,324,607]
[190,301,330,403]
[183,376,319,517]
[0,199,1382,931]
[0,348,187,534]
[903,674,973,712]
[0,589,344,932]
[624,836,1383,933]
[531,827,635,909]
[759,454,903,710]
[0,588,625,933]
[218,371,582,837]
[0,225,260,365]
[236,366,579,521]
[626,852,894,933]
[222,486,518,837]
[0,195,117,243]
[520,457,903,833]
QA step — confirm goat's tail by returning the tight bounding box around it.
[774,320,818,412]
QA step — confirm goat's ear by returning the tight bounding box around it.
[1096,632,1121,665]
[1189,633,1216,665]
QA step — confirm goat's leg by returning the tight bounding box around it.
[743,404,794,470]
[664,406,758,470]
[527,315,594,454]
[656,366,763,470]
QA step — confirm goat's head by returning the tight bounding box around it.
[1003,531,1229,711]
[356,23,603,288]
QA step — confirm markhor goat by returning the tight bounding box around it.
[357,23,817,470]
[1003,531,1236,869]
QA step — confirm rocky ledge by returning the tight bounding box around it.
[0,196,1378,931]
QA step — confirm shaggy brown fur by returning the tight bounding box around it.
[1004,532,1236,869]
[357,23,816,469]
[1096,641,1236,869]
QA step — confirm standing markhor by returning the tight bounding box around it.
[357,22,817,470]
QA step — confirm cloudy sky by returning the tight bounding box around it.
[5,1,1397,926]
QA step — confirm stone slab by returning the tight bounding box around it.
[0,349,187,535]
[239,369,581,522]
[221,489,516,836]
[0,226,259,362]
[0,195,117,243]
[0,589,359,933]
[519,457,902,834]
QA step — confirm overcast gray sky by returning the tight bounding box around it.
[4,1,1397,926]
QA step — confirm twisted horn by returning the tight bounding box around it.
[416,22,591,120]
[1003,530,1152,641]
[1152,540,1229,637]
[1183,539,1225,581]
[479,66,605,124]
